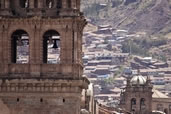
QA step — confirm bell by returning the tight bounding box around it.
[17,37,23,46]
[52,39,58,49]
[49,37,53,44]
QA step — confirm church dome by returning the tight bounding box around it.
[130,75,146,85]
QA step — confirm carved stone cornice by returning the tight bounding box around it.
[0,77,89,93]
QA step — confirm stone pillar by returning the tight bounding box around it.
[65,30,73,63]
[29,24,41,76]
[62,0,67,8]
[59,31,64,64]
[78,30,83,64]
[72,0,76,9]
[74,31,78,63]
[3,26,9,74]
[0,26,3,63]
[4,0,10,9]
[77,0,81,10]
[39,0,44,8]
[34,26,41,64]
[29,0,34,8]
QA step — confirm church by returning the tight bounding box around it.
[120,74,171,114]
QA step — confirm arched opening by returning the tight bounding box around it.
[157,104,163,111]
[34,0,38,8]
[67,0,71,8]
[164,108,168,114]
[11,30,29,63]
[131,98,136,112]
[140,98,146,111]
[46,0,54,8]
[20,0,29,8]
[43,30,60,64]
[0,0,4,9]
[169,105,171,114]
[0,0,1,8]
[56,0,62,9]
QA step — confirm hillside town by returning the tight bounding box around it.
[82,22,171,114]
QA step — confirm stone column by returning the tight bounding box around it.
[0,26,3,75]
[72,0,76,9]
[29,24,41,76]
[77,0,81,10]
[3,25,9,74]
[4,0,10,9]
[62,0,67,9]
[39,0,44,8]
[29,0,34,8]
[0,26,3,63]
[65,30,73,63]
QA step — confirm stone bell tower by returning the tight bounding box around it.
[0,0,89,114]
[120,75,153,114]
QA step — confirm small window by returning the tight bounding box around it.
[40,98,43,102]
[131,98,136,105]
[17,98,20,102]
[20,0,29,8]
[46,0,54,8]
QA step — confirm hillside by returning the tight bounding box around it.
[82,0,171,37]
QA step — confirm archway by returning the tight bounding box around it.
[56,0,62,9]
[20,0,29,8]
[131,98,136,112]
[140,98,146,113]
[43,30,60,64]
[11,30,29,63]
[34,0,38,8]
[46,0,54,8]
[164,108,168,114]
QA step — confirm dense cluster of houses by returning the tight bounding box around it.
[82,23,171,114]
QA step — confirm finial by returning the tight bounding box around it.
[137,68,140,75]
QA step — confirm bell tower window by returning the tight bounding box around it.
[34,0,38,8]
[0,0,4,9]
[0,0,1,8]
[46,0,54,8]
[11,30,29,64]
[140,98,146,111]
[43,30,60,64]
[20,0,29,8]
[131,98,136,112]
[56,0,62,9]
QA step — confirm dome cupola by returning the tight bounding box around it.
[130,75,146,86]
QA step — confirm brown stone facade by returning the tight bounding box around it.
[120,77,153,114]
[0,0,89,114]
